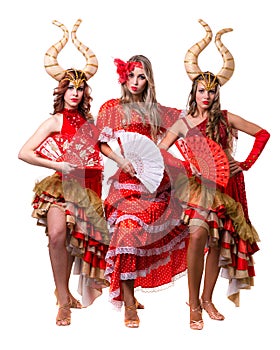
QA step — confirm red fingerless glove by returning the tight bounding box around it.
[239,129,270,170]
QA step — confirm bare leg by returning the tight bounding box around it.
[54,252,82,308]
[47,206,71,325]
[201,245,225,320]
[121,279,139,328]
[187,226,208,329]
[201,245,220,301]
[65,237,82,308]
[188,226,208,308]
[66,249,74,282]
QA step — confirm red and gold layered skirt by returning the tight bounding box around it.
[175,172,259,306]
[32,170,110,306]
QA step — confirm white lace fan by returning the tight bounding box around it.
[119,132,164,193]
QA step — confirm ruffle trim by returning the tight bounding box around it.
[73,257,110,307]
[104,229,188,307]
[175,174,259,306]
[115,214,180,235]
[175,174,259,244]
[32,173,110,244]
[109,270,187,310]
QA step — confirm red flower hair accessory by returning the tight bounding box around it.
[114,58,143,84]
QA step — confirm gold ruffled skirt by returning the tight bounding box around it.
[32,172,110,306]
[175,174,260,306]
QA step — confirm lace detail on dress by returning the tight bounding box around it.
[120,255,171,280]
[113,181,149,193]
[98,126,114,142]
[107,234,186,257]
[104,230,188,309]
[115,214,180,234]
[98,127,126,142]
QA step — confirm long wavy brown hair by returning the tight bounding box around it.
[187,72,233,150]
[120,55,161,141]
[52,69,93,120]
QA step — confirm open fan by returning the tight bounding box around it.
[176,135,229,188]
[64,123,103,169]
[35,134,69,162]
[119,132,164,193]
[35,123,103,169]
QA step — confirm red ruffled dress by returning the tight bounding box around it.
[32,108,110,306]
[175,111,260,306]
[97,99,189,308]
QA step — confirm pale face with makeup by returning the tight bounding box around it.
[195,81,216,110]
[63,82,85,109]
[125,67,147,98]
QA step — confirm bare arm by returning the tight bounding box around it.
[158,119,186,150]
[227,112,262,135]
[99,142,136,177]
[18,114,77,173]
[227,111,270,171]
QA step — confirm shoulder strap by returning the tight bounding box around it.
[182,116,191,129]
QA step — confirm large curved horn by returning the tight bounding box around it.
[71,19,98,81]
[184,19,213,81]
[215,28,235,86]
[44,20,69,81]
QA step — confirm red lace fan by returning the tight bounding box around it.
[35,123,103,169]
[64,123,103,169]
[35,134,69,162]
[176,135,229,188]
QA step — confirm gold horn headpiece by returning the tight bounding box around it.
[184,19,235,86]
[44,20,69,81]
[44,19,98,82]
[215,27,235,86]
[71,19,98,80]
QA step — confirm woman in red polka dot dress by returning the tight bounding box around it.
[97,55,189,328]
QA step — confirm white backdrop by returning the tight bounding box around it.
[1,0,278,349]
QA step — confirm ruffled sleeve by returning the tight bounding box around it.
[96,99,123,141]
[158,104,182,131]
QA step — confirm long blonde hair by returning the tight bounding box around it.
[120,55,161,141]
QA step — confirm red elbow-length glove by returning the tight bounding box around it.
[239,129,270,170]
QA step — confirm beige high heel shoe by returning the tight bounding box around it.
[56,300,72,326]
[189,304,204,330]
[134,298,144,309]
[124,303,140,328]
[54,289,83,309]
[201,300,225,320]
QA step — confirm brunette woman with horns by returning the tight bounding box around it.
[18,19,110,326]
[159,19,270,330]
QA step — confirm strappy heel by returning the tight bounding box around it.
[201,300,225,321]
[135,298,144,310]
[54,290,83,309]
[187,302,204,330]
[124,303,140,328]
[56,300,72,326]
